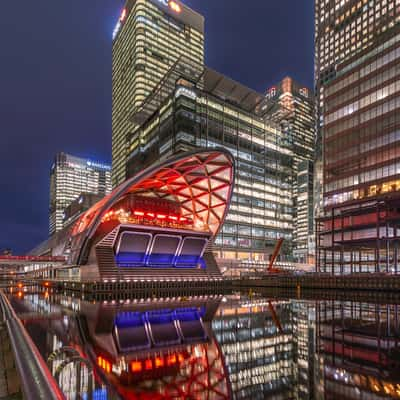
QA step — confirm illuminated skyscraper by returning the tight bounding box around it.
[262,77,315,263]
[49,153,111,235]
[111,0,204,187]
[314,0,400,219]
[127,70,295,263]
[315,1,400,273]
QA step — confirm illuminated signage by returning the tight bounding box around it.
[169,1,182,13]
[87,161,111,170]
[113,1,181,40]
[299,87,309,98]
[265,87,277,100]
[175,87,197,100]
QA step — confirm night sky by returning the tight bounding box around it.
[0,1,314,254]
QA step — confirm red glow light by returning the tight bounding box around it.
[169,216,178,221]
[97,356,112,373]
[131,361,142,373]
[134,211,145,216]
[155,357,164,368]
[169,1,181,13]
[145,359,153,370]
[166,354,177,366]
[120,8,127,21]
[157,214,167,219]
[147,212,155,218]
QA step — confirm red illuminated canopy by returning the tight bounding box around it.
[72,149,234,265]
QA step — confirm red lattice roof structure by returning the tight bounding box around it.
[70,149,234,265]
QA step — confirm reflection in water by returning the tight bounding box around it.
[8,293,400,399]
[316,301,400,399]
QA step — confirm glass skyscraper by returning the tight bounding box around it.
[262,77,316,263]
[127,70,295,262]
[315,0,400,274]
[112,0,204,187]
[49,153,111,235]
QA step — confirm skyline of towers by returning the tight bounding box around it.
[111,0,316,262]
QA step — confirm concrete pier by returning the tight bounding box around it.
[234,273,400,292]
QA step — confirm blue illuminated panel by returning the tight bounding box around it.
[114,231,208,269]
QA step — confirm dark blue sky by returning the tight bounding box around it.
[0,1,314,254]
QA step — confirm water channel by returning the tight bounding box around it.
[7,290,400,399]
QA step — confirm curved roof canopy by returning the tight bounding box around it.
[72,149,235,261]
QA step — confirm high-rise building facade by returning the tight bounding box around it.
[262,77,316,263]
[112,0,204,187]
[315,2,400,273]
[314,0,400,224]
[49,153,111,235]
[126,69,295,262]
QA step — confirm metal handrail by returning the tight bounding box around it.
[0,290,66,400]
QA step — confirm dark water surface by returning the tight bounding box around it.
[8,291,400,399]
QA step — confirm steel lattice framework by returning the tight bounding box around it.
[68,149,234,266]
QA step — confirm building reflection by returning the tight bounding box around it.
[79,296,230,399]
[212,296,316,399]
[316,300,400,399]
[9,292,332,399]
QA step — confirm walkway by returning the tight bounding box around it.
[0,304,21,399]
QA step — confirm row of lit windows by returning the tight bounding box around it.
[325,177,400,207]
[214,236,291,249]
[226,213,292,230]
[326,59,400,111]
[325,93,400,137]
[325,157,400,192]
[222,224,283,238]
[326,78,400,124]
[326,128,400,165]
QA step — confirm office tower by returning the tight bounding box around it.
[262,77,316,263]
[112,0,204,187]
[317,26,400,274]
[315,1,400,274]
[127,68,295,263]
[49,153,111,235]
[314,0,400,224]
